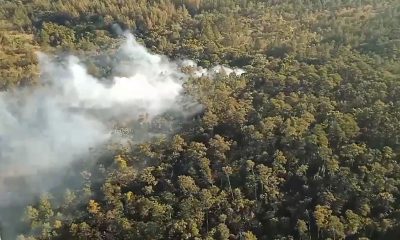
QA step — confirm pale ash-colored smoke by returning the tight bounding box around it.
[181,59,245,77]
[0,32,245,208]
[0,33,185,205]
[0,32,248,239]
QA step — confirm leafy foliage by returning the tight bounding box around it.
[2,0,400,239]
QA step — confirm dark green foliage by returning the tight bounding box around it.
[2,0,400,239]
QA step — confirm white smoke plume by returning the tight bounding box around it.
[181,59,245,77]
[0,33,189,207]
[0,31,245,238]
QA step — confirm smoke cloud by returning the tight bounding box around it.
[0,31,245,238]
[0,33,189,206]
[181,59,245,77]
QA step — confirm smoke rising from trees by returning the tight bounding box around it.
[0,33,189,205]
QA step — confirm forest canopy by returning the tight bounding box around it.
[1,0,400,239]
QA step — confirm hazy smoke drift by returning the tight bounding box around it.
[0,31,245,208]
[0,33,187,203]
[181,60,245,77]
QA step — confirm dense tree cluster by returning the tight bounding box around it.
[2,0,400,239]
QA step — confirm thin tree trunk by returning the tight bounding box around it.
[206,211,209,234]
[251,168,257,200]
[226,174,234,200]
